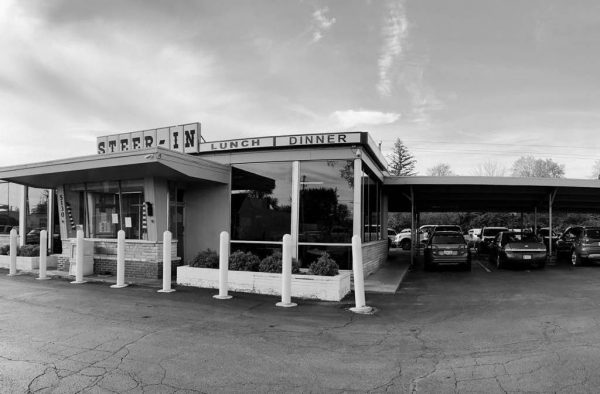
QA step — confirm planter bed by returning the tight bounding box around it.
[177,266,351,301]
[0,255,58,271]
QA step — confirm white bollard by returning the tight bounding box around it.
[213,231,232,300]
[111,230,128,288]
[37,230,50,280]
[71,229,86,284]
[158,231,175,293]
[8,228,17,276]
[350,235,372,314]
[276,234,297,308]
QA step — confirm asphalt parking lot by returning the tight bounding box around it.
[3,254,600,393]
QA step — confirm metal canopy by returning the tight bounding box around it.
[0,147,231,188]
[385,176,600,213]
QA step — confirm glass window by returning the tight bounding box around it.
[362,166,382,242]
[299,160,354,243]
[231,163,292,241]
[298,245,351,270]
[25,187,49,245]
[229,243,282,261]
[64,180,145,239]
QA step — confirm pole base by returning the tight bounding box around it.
[157,288,175,293]
[110,284,129,289]
[276,302,297,308]
[7,273,18,276]
[70,280,87,284]
[349,305,373,314]
[36,277,51,281]
[213,294,233,300]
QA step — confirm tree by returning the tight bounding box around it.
[387,138,416,176]
[511,156,565,178]
[472,161,506,177]
[591,159,600,179]
[427,163,453,176]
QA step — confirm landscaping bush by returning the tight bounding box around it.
[308,252,339,276]
[19,245,40,257]
[258,251,300,274]
[189,249,219,268]
[229,250,260,271]
[0,245,9,255]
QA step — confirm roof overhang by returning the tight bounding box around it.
[0,147,230,188]
[385,176,600,213]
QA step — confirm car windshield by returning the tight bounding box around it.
[436,226,461,232]
[585,229,600,239]
[521,234,540,242]
[483,228,506,237]
[431,234,465,244]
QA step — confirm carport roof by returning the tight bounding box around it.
[0,147,231,188]
[385,176,600,213]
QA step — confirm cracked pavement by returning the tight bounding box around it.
[2,253,600,393]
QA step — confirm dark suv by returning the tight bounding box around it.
[556,226,600,266]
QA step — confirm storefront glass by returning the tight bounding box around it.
[231,162,292,242]
[362,167,382,242]
[0,182,19,232]
[25,188,49,244]
[298,245,352,270]
[298,160,354,244]
[64,180,145,239]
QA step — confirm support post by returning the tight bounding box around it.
[534,207,538,235]
[37,230,50,280]
[350,235,372,314]
[158,231,175,293]
[71,229,86,284]
[549,191,556,256]
[276,234,297,307]
[111,230,128,288]
[410,186,415,266]
[214,231,232,300]
[8,228,17,276]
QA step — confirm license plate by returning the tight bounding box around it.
[444,250,455,255]
[523,255,532,260]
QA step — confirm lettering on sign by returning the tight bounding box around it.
[97,123,201,154]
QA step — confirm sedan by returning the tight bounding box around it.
[424,231,471,271]
[489,231,547,269]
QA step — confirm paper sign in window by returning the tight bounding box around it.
[112,214,119,224]
[125,217,132,228]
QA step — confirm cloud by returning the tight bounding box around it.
[332,110,400,128]
[377,1,408,96]
[311,7,336,43]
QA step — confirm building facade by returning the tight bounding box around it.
[0,127,389,279]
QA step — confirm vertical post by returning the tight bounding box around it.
[111,230,128,288]
[353,157,362,239]
[19,185,26,247]
[534,207,538,235]
[71,229,86,284]
[37,230,49,280]
[158,231,175,293]
[410,186,415,266]
[8,228,17,276]
[350,235,372,314]
[291,161,300,259]
[47,189,54,252]
[276,234,297,307]
[214,231,232,299]
[549,193,553,256]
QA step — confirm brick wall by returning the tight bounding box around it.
[362,240,388,277]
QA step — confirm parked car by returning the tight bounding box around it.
[432,225,462,234]
[537,227,559,250]
[387,228,397,248]
[556,226,600,266]
[423,230,471,271]
[417,225,438,246]
[464,228,481,247]
[477,226,509,254]
[393,228,412,250]
[488,231,547,269]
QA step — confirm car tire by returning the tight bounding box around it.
[400,239,411,251]
[571,250,581,266]
[496,254,504,270]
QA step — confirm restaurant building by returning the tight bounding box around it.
[0,124,389,279]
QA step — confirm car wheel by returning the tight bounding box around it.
[496,254,504,270]
[401,239,411,251]
[571,250,581,266]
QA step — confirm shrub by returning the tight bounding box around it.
[189,249,219,268]
[0,245,9,255]
[258,251,300,274]
[19,245,40,257]
[308,252,339,276]
[229,250,260,272]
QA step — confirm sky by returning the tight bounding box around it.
[1,0,600,178]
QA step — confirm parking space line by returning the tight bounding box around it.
[477,260,491,273]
